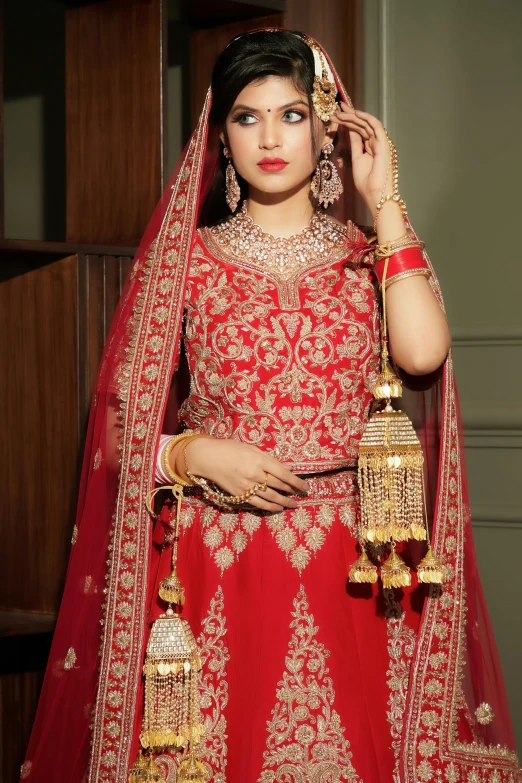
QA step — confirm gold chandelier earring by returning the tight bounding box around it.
[311,142,343,208]
[223,146,241,213]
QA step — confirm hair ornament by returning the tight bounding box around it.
[303,35,339,122]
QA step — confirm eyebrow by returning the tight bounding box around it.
[230,100,309,113]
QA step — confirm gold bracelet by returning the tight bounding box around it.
[176,433,212,483]
[185,471,269,507]
[383,268,431,291]
[162,433,196,487]
[373,132,408,232]
[374,236,425,259]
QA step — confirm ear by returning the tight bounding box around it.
[322,120,338,148]
[219,131,226,147]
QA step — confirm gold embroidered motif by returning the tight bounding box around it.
[179,472,358,575]
[259,586,360,782]
[386,616,416,782]
[475,703,495,726]
[64,647,77,670]
[71,524,78,545]
[180,234,380,474]
[20,761,32,779]
[93,448,103,470]
[197,586,229,782]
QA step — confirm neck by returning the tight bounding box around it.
[245,180,317,238]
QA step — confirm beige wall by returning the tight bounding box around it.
[364,0,522,752]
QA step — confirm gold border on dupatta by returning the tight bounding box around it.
[400,277,520,782]
[88,92,212,782]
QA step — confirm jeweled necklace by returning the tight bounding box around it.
[207,203,346,279]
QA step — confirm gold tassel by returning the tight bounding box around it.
[355,256,441,587]
[348,546,378,584]
[417,546,444,584]
[128,751,149,783]
[178,749,206,783]
[381,543,411,589]
[132,483,205,775]
[128,752,166,783]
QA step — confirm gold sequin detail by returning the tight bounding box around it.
[93,447,103,471]
[475,703,495,726]
[64,647,77,670]
[259,586,360,782]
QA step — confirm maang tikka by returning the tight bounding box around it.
[311,143,344,208]
[223,146,241,212]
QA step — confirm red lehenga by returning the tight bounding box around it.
[23,33,520,783]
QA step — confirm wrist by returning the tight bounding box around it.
[184,436,214,478]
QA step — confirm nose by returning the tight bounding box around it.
[259,116,282,150]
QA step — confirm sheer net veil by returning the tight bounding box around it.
[22,29,520,783]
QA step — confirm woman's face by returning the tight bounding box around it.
[223,75,328,198]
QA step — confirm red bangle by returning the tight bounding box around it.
[373,247,428,286]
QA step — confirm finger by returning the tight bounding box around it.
[354,110,387,142]
[333,115,373,140]
[266,474,301,495]
[348,128,364,160]
[263,459,309,493]
[247,496,285,513]
[255,487,298,509]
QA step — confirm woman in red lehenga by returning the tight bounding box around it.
[23,29,520,783]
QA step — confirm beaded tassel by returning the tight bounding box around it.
[351,257,444,587]
[348,546,378,584]
[380,543,411,589]
[129,485,205,782]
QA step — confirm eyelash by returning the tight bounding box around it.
[231,110,307,125]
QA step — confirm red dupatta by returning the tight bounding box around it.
[22,32,520,783]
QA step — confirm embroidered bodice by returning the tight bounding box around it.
[179,213,381,473]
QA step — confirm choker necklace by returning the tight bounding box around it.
[206,203,347,279]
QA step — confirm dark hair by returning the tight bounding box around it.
[199,30,329,227]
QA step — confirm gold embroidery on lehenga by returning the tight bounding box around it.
[178,472,358,575]
[386,616,416,783]
[259,586,360,783]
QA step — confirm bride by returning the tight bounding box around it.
[23,28,520,783]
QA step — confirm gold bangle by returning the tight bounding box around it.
[162,433,196,487]
[176,433,212,483]
[383,268,431,291]
[185,471,269,507]
[374,237,425,259]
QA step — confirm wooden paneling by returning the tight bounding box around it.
[65,0,167,245]
[0,248,133,782]
[0,256,79,613]
[189,13,284,128]
[0,0,4,239]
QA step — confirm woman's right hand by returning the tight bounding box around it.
[184,437,309,513]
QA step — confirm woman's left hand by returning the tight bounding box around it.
[330,102,391,213]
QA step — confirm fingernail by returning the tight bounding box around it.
[289,499,299,508]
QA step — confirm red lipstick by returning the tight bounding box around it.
[257,157,288,172]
